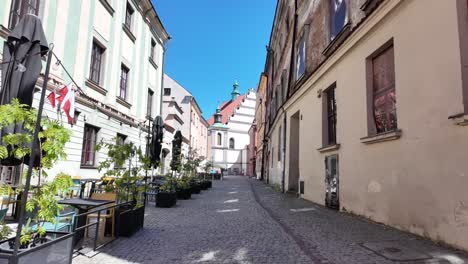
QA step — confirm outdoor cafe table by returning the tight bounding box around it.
[58,198,113,248]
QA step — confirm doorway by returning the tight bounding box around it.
[288,112,300,192]
[325,155,339,210]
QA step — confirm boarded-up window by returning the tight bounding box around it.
[372,45,397,133]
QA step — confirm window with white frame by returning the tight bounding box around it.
[296,34,306,80]
[330,0,348,40]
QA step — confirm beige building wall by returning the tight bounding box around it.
[189,102,208,159]
[282,0,468,250]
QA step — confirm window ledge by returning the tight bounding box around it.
[361,0,385,15]
[85,79,107,95]
[122,24,136,42]
[80,165,97,170]
[98,0,115,16]
[317,143,341,153]
[448,113,468,126]
[149,58,158,69]
[0,25,10,39]
[322,23,352,58]
[360,129,402,144]
[116,97,132,108]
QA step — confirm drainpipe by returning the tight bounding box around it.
[282,0,298,194]
[263,46,275,184]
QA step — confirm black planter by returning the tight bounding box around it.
[116,206,135,237]
[177,188,191,200]
[0,232,73,264]
[116,205,145,237]
[156,191,177,208]
[206,181,212,188]
[190,184,201,194]
[199,182,207,190]
[133,206,145,232]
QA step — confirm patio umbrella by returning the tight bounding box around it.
[149,115,164,168]
[0,14,48,166]
[170,130,183,172]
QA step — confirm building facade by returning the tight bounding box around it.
[160,98,189,174]
[162,74,208,165]
[246,122,256,177]
[189,98,209,160]
[0,0,169,179]
[255,74,267,180]
[262,0,468,251]
[207,83,256,175]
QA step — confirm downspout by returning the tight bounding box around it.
[263,47,275,184]
[282,0,298,193]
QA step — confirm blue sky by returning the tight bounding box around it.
[152,0,276,119]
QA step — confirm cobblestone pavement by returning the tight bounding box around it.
[73,176,468,264]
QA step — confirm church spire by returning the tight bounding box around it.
[231,81,240,100]
[214,104,222,124]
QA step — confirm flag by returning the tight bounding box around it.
[47,91,56,108]
[56,84,76,124]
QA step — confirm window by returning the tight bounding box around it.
[164,88,171,96]
[150,39,156,61]
[369,44,397,134]
[324,85,337,145]
[281,70,288,100]
[119,64,129,100]
[81,125,99,166]
[296,34,306,80]
[217,133,222,146]
[147,89,154,117]
[229,138,235,149]
[125,2,134,30]
[277,128,281,161]
[89,41,105,84]
[115,134,127,168]
[330,0,347,40]
[8,0,40,30]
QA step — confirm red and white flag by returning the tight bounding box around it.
[48,83,76,124]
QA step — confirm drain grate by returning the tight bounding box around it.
[361,241,432,261]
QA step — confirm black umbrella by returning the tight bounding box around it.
[149,116,164,168]
[0,14,48,167]
[170,130,183,172]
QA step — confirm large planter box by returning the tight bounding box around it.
[116,206,146,237]
[190,184,201,194]
[0,232,73,264]
[200,181,209,190]
[156,192,177,208]
[176,188,191,200]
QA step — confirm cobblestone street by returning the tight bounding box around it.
[73,176,468,264]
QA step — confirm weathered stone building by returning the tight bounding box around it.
[262,0,468,251]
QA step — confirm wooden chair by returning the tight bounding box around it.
[85,193,117,241]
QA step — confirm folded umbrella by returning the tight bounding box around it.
[0,14,48,166]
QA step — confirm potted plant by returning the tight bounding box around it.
[156,177,177,208]
[176,177,191,200]
[0,174,74,254]
[96,139,149,237]
[0,100,74,262]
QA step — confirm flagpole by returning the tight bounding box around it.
[13,46,54,258]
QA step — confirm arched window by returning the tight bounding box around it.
[229,138,235,149]
[217,133,222,146]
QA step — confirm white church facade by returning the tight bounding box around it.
[207,82,256,175]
